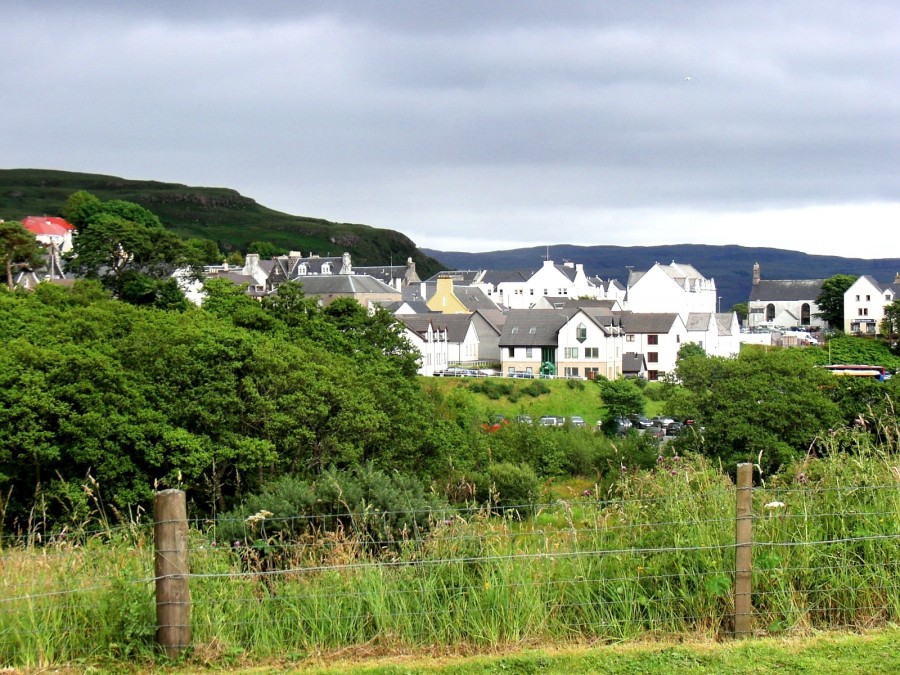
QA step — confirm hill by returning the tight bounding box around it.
[423,244,900,311]
[0,168,444,277]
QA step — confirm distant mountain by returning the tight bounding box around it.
[423,244,900,311]
[0,168,444,278]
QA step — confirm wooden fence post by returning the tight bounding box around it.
[734,462,753,637]
[154,489,191,657]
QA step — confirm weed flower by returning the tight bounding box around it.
[245,509,274,525]
[764,501,785,510]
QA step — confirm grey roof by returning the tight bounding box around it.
[749,279,825,302]
[716,313,736,336]
[424,270,484,284]
[450,285,501,311]
[619,312,680,334]
[482,270,530,285]
[555,298,618,312]
[686,312,714,331]
[398,314,474,343]
[554,264,577,282]
[499,309,569,347]
[622,352,646,374]
[857,275,900,295]
[287,274,400,295]
[473,308,506,333]
[628,262,711,290]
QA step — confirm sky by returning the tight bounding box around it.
[3,1,900,259]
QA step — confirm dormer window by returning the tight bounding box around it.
[321,262,332,274]
[298,263,308,276]
[576,323,587,343]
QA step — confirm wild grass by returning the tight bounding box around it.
[2,443,899,668]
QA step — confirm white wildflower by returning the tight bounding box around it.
[764,501,785,510]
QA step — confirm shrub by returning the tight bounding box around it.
[522,380,551,397]
[479,462,540,517]
[566,379,585,391]
[216,465,447,551]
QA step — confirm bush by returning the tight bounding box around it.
[478,462,540,517]
[216,465,447,551]
[522,380,551,397]
[468,379,514,400]
[567,379,585,391]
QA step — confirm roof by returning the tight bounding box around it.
[397,314,474,342]
[619,312,681,334]
[22,216,74,236]
[287,274,400,295]
[424,270,485,284]
[686,312,714,331]
[622,352,646,374]
[482,270,530,285]
[716,313,736,336]
[499,310,569,347]
[749,279,825,302]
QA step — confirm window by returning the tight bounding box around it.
[508,347,515,357]
[676,335,681,343]
[564,367,579,377]
[508,367,515,375]
[529,288,534,295]
[526,348,533,358]
[801,303,811,325]
[525,367,533,374]
[858,308,868,316]
[564,347,579,358]
[648,370,659,381]
[585,367,599,379]
[648,352,659,363]
[626,335,635,342]
[766,304,775,321]
[511,327,519,334]
[585,347,599,358]
[576,323,587,342]
[856,295,861,301]
[866,295,871,301]
[648,335,659,345]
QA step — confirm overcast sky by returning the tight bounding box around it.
[4,1,899,258]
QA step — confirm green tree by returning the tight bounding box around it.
[63,193,194,303]
[677,342,707,361]
[598,378,645,431]
[882,299,900,342]
[247,241,285,258]
[816,274,857,328]
[0,220,44,290]
[671,349,842,472]
[730,302,748,323]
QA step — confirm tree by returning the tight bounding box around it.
[816,274,857,328]
[597,378,645,431]
[0,221,44,290]
[670,349,842,472]
[730,302,748,323]
[247,241,285,259]
[882,299,900,342]
[63,192,194,303]
[677,342,707,361]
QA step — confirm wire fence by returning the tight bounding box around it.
[2,462,900,662]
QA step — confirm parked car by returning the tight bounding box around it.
[515,415,533,424]
[652,416,676,429]
[614,417,633,435]
[666,421,683,436]
[569,415,586,427]
[539,415,558,426]
[630,414,653,429]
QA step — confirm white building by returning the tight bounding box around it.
[843,274,900,334]
[626,262,717,321]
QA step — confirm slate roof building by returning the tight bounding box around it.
[747,263,827,329]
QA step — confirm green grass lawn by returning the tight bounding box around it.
[421,376,668,425]
[185,628,900,673]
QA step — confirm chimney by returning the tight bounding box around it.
[752,262,760,286]
[895,272,900,284]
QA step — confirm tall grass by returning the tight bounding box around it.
[2,444,899,667]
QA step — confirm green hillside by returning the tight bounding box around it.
[0,168,444,276]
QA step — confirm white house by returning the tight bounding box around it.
[619,312,688,381]
[464,260,601,309]
[399,317,449,376]
[498,307,624,379]
[843,275,900,334]
[626,262,717,321]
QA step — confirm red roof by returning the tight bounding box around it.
[22,216,75,236]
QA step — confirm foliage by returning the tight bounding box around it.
[0,220,44,290]
[677,342,707,361]
[475,462,540,516]
[730,302,748,322]
[597,378,645,430]
[217,465,446,550]
[815,274,858,327]
[669,349,842,472]
[882,299,900,341]
[63,192,195,305]
[247,240,285,258]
